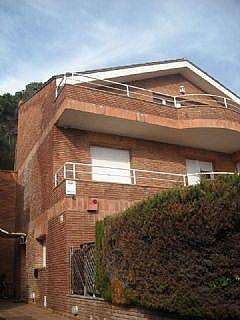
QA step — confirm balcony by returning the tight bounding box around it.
[54,162,234,190]
[55,73,240,154]
[56,73,239,111]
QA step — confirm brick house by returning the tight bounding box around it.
[1,58,240,318]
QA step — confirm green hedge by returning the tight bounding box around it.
[95,175,240,319]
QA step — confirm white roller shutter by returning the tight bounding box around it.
[186,159,213,186]
[199,161,213,173]
[186,159,201,186]
[90,146,131,184]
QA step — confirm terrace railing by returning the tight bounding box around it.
[54,161,235,189]
[55,73,240,112]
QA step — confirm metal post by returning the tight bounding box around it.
[173,96,177,108]
[224,97,228,108]
[132,169,137,184]
[63,164,66,180]
[73,163,76,180]
[183,175,187,186]
[126,85,130,97]
[54,174,57,187]
[83,248,87,296]
[69,247,74,295]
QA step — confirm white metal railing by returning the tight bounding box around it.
[55,72,240,112]
[54,162,235,189]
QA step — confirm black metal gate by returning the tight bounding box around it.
[70,243,96,296]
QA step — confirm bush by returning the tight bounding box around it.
[95,175,240,319]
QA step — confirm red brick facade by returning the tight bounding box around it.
[1,67,239,317]
[0,171,17,295]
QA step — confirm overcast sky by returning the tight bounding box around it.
[0,0,240,95]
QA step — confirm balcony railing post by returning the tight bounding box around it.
[126,85,130,97]
[132,169,137,184]
[173,96,177,108]
[183,175,187,186]
[73,163,76,180]
[63,73,67,86]
[224,97,228,108]
[63,164,66,180]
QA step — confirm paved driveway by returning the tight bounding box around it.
[0,300,71,320]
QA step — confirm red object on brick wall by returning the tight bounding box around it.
[87,198,99,211]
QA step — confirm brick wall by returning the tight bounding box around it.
[18,126,236,310]
[59,80,240,130]
[17,130,54,227]
[54,128,235,176]
[128,74,228,108]
[0,171,17,289]
[16,81,56,171]
[35,210,95,310]
[129,74,204,95]
[47,214,67,310]
[62,84,178,120]
[65,295,178,320]
[14,71,240,316]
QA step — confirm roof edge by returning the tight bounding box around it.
[55,58,240,101]
[20,57,240,106]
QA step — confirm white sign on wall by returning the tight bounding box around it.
[65,180,76,195]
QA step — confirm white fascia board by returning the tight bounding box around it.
[88,61,240,103]
[185,62,240,104]
[88,61,186,79]
[56,61,184,86]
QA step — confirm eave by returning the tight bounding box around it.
[56,59,240,104]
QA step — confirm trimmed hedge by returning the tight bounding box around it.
[95,175,240,319]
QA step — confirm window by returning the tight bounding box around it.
[186,159,213,186]
[90,146,131,184]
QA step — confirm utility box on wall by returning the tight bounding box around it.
[66,180,76,196]
[87,198,99,211]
